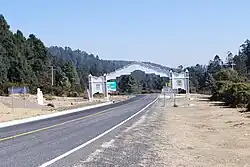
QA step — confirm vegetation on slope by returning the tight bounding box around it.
[0,14,169,96]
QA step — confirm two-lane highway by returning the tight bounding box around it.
[0,94,158,167]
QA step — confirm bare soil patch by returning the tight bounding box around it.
[152,94,250,167]
[0,95,130,122]
[72,94,250,167]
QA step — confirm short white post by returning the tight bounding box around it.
[37,88,44,105]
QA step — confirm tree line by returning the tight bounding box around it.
[187,40,250,110]
[0,14,168,96]
[4,12,250,101]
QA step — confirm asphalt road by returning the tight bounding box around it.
[0,94,157,167]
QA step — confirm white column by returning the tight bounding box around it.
[37,88,44,105]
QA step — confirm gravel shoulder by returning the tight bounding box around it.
[73,94,250,167]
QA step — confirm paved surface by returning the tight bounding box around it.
[0,95,157,167]
[72,98,164,167]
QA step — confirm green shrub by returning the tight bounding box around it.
[211,81,250,108]
[67,91,79,97]
[234,91,250,108]
[214,69,240,83]
[226,83,250,108]
[44,95,56,101]
[210,81,233,101]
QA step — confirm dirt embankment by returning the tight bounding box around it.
[151,95,250,167]
[76,94,250,167]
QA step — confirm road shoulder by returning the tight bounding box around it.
[72,95,250,167]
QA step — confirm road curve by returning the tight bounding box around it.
[0,94,157,167]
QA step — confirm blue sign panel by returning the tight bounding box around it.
[8,87,29,94]
[107,82,117,91]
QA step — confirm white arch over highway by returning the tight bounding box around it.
[88,62,189,100]
[106,62,170,80]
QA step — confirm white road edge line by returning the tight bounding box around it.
[39,96,158,167]
[0,102,112,128]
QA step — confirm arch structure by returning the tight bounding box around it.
[88,62,190,100]
[106,62,170,80]
[169,70,190,93]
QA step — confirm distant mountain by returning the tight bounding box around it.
[48,46,173,76]
[48,46,132,76]
[48,46,172,94]
[0,13,172,96]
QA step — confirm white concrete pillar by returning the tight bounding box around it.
[37,88,44,105]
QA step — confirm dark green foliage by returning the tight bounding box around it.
[214,69,240,83]
[225,83,250,107]
[204,72,215,91]
[0,15,49,93]
[0,15,131,95]
[118,75,138,94]
[207,40,250,109]
[211,81,250,108]
[0,14,169,96]
[210,81,233,101]
[187,64,207,93]
[116,70,168,94]
[207,55,223,74]
[48,46,132,93]
[44,95,56,101]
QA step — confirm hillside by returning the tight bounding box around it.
[48,46,132,77]
[0,14,171,96]
[48,47,170,94]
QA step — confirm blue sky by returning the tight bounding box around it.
[1,0,250,67]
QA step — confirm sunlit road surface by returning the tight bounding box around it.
[0,95,157,167]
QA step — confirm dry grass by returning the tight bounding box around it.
[149,95,250,167]
[0,95,129,122]
[72,94,250,167]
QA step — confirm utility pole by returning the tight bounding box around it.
[51,66,54,86]
[163,92,166,107]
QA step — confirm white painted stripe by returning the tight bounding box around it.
[39,97,158,167]
[0,102,112,128]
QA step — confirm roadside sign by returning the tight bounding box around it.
[162,86,178,94]
[8,87,29,94]
[8,86,29,113]
[162,86,170,93]
[107,81,117,92]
